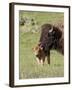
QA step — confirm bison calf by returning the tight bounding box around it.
[33,24,64,65]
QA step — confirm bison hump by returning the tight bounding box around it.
[41,24,53,31]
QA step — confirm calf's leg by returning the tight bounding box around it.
[40,56,45,65]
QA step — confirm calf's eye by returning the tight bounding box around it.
[36,55,39,57]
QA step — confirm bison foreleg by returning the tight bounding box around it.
[47,51,50,64]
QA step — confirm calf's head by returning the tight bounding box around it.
[33,44,45,64]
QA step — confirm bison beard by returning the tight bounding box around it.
[37,24,64,65]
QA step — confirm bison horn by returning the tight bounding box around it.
[49,26,53,33]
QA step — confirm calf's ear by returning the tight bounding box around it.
[32,47,35,51]
[32,45,40,51]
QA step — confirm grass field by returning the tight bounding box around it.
[19,11,64,79]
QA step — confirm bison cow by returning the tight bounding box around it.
[33,23,64,65]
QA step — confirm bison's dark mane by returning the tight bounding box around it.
[39,24,64,55]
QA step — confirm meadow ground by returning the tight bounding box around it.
[19,11,64,79]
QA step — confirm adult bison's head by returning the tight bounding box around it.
[40,24,62,50]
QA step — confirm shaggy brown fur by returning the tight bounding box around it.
[33,23,64,65]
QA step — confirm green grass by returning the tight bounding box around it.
[19,11,64,24]
[19,11,64,79]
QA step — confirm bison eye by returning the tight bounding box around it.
[48,32,52,36]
